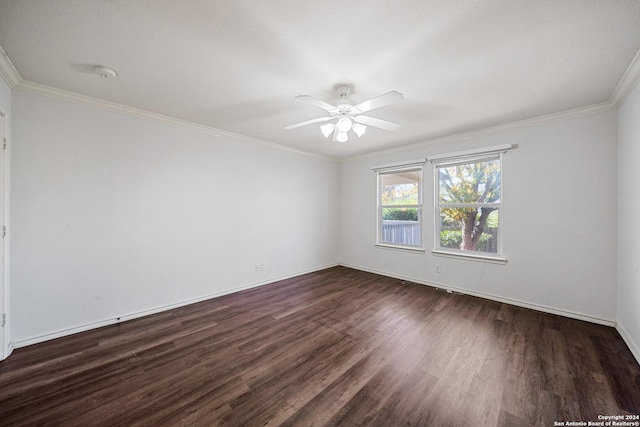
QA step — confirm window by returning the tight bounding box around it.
[374,160,425,249]
[430,145,511,260]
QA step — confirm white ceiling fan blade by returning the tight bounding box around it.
[295,95,337,112]
[353,91,404,113]
[283,116,333,130]
[353,115,401,131]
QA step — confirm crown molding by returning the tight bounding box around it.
[0,44,21,88]
[610,47,640,108]
[12,72,619,164]
[341,101,615,162]
[15,81,334,161]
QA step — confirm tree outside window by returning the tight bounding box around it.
[436,156,502,255]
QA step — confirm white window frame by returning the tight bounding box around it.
[373,159,426,252]
[428,145,511,263]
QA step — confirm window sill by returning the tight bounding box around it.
[375,243,425,253]
[432,249,507,264]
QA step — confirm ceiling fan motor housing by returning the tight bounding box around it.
[334,104,359,117]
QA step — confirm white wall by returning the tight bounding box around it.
[340,111,618,323]
[4,85,630,352]
[0,76,10,359]
[617,81,640,363]
[10,90,339,344]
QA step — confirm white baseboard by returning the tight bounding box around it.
[12,262,627,354]
[616,322,640,366]
[12,263,339,349]
[339,262,617,327]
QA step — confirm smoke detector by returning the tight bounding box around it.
[94,65,117,79]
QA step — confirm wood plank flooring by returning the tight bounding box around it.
[1,266,639,426]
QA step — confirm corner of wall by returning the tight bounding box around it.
[616,323,640,366]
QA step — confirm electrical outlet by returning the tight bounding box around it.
[255,263,266,272]
[259,263,266,271]
[435,264,441,273]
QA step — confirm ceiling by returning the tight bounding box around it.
[1,1,640,159]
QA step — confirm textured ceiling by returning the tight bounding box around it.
[1,0,640,159]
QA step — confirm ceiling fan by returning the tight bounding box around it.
[284,86,404,143]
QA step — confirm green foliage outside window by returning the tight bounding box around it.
[382,208,418,221]
[440,230,492,252]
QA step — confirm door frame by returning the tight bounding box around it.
[0,110,8,360]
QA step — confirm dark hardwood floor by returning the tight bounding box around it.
[1,266,639,426]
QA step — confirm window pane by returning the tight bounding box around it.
[381,170,420,205]
[382,208,421,246]
[438,159,500,205]
[440,208,499,253]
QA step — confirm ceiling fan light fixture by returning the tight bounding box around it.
[320,123,335,138]
[336,117,352,133]
[353,123,367,138]
[284,87,404,144]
